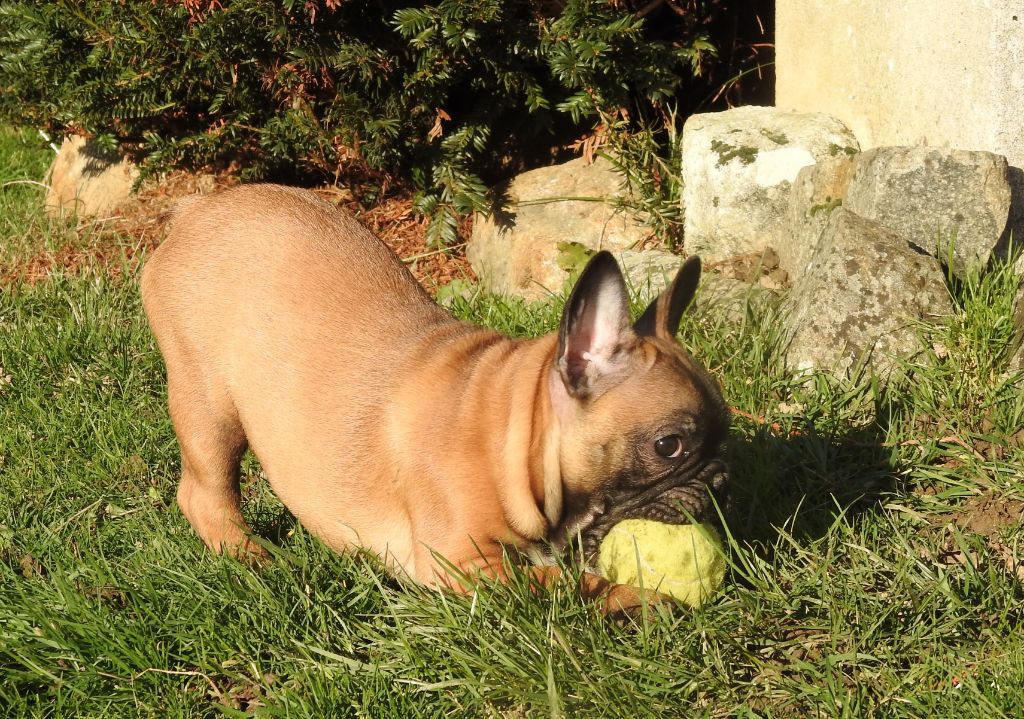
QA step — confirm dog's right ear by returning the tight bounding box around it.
[556,251,637,399]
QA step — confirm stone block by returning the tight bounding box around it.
[617,249,686,303]
[785,209,953,378]
[780,155,856,279]
[782,147,1012,281]
[844,148,1011,275]
[681,106,858,264]
[45,135,138,218]
[467,157,648,301]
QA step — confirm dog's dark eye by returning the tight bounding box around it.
[654,434,685,459]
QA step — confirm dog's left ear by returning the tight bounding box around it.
[556,251,637,399]
[633,256,701,340]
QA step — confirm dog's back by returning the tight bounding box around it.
[143,184,445,343]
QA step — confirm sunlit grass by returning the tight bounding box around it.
[2,127,1023,718]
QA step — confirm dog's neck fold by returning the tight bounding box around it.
[496,336,563,544]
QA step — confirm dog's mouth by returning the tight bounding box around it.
[551,459,730,562]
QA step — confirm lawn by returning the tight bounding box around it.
[2,126,1023,718]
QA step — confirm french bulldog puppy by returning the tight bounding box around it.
[141,184,729,613]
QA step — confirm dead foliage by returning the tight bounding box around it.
[3,171,474,291]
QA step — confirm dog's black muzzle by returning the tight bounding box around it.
[575,458,730,561]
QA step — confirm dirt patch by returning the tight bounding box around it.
[2,171,475,291]
[953,492,1024,539]
[926,491,1024,583]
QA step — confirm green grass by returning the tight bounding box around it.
[2,127,1024,717]
[0,127,67,270]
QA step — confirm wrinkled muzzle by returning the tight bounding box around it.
[573,458,730,562]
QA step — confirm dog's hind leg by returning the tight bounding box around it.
[166,367,264,560]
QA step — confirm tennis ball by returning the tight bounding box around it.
[597,519,726,607]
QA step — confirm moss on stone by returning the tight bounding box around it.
[828,143,858,157]
[710,139,759,166]
[810,197,843,216]
[759,128,789,145]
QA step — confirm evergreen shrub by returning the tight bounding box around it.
[0,0,723,244]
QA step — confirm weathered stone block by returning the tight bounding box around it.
[785,209,953,378]
[467,157,648,301]
[780,155,857,279]
[782,147,1013,282]
[45,135,138,218]
[681,106,858,264]
[844,148,1011,275]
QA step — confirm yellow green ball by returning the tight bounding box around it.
[597,519,726,607]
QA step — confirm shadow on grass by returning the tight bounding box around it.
[727,419,896,548]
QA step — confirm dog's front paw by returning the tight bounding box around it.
[527,567,674,618]
[600,582,674,619]
[223,537,272,568]
[575,570,673,618]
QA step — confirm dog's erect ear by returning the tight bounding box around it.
[633,256,701,340]
[556,251,636,399]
